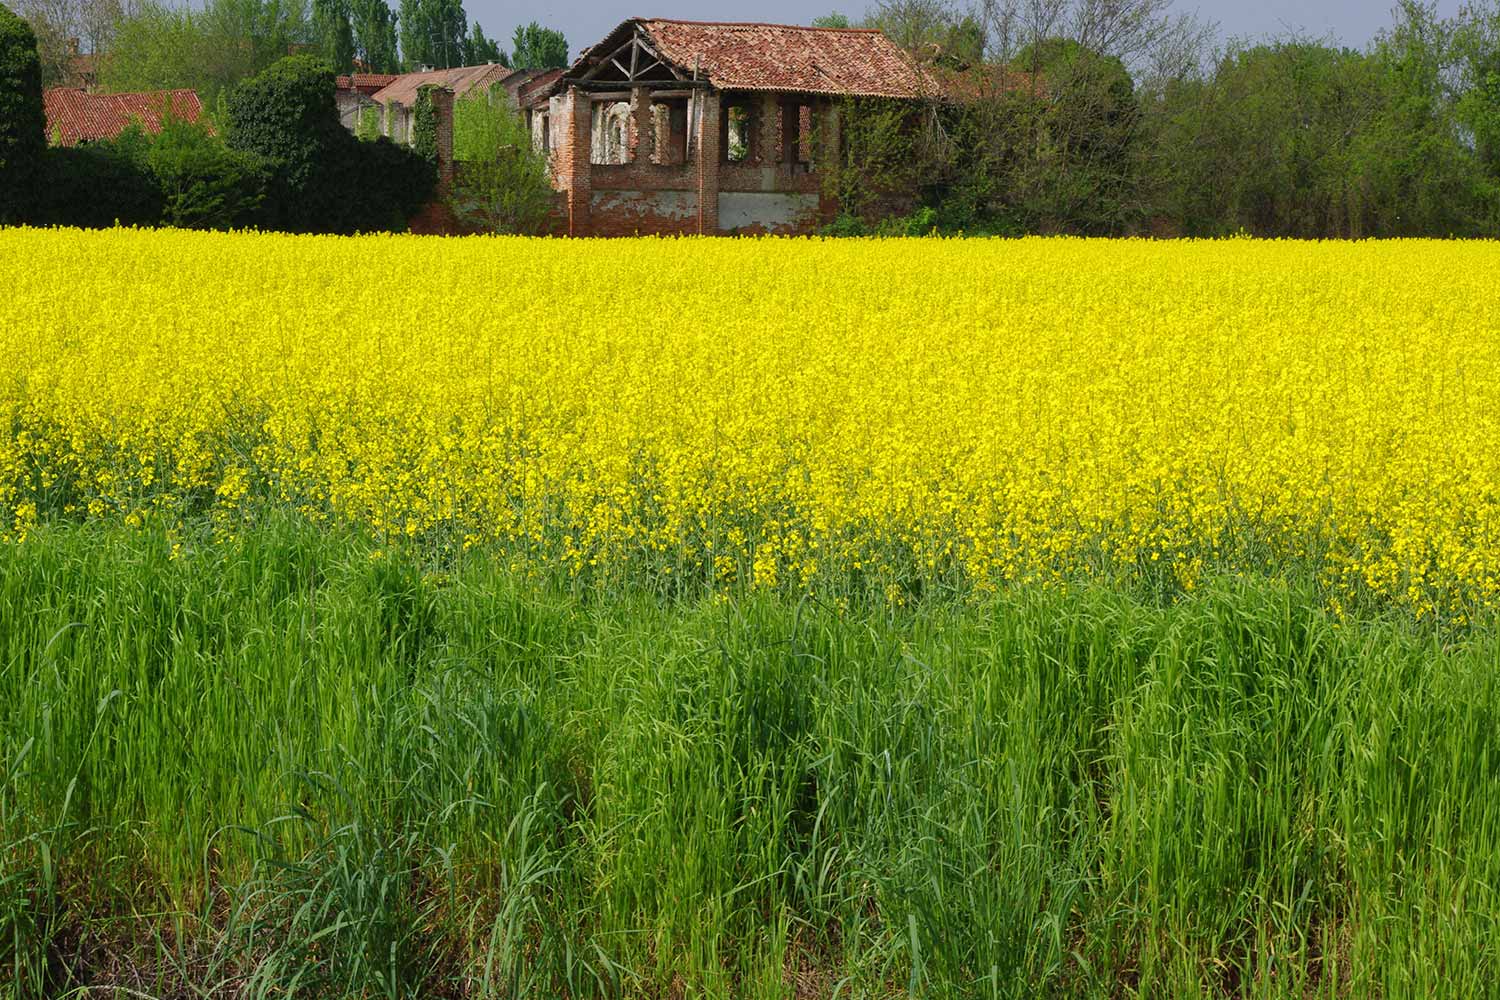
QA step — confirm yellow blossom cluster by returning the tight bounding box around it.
[3,228,1498,614]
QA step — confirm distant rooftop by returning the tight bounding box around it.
[43,88,204,146]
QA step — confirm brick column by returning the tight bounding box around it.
[756,92,779,165]
[556,86,592,237]
[695,89,720,235]
[629,86,653,164]
[431,86,455,188]
[818,101,841,222]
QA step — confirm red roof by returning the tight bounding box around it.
[336,73,400,96]
[43,88,204,146]
[515,67,564,107]
[370,64,514,107]
[573,19,938,99]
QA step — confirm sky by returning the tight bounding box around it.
[464,0,1468,65]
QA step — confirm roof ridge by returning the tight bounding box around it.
[641,18,884,34]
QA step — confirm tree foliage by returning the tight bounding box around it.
[311,0,355,73]
[350,0,398,72]
[101,0,312,109]
[398,0,463,69]
[828,0,1500,238]
[448,91,552,233]
[509,20,565,70]
[463,20,501,65]
[13,0,121,86]
[226,54,434,232]
[0,1,45,224]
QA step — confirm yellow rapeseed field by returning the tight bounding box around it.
[3,227,1498,615]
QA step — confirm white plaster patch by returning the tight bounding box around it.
[717,192,819,233]
[591,190,698,221]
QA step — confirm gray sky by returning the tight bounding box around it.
[465,0,1467,65]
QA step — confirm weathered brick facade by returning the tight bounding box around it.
[526,18,933,238]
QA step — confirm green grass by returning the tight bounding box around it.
[2,519,1499,998]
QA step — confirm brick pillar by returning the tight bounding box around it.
[756,92,779,166]
[695,89,720,235]
[818,101,841,222]
[629,86,653,164]
[431,86,455,188]
[556,86,592,237]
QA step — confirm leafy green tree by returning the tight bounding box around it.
[102,0,312,108]
[226,54,434,232]
[449,91,552,232]
[311,0,355,73]
[463,19,502,64]
[399,0,463,69]
[509,21,565,70]
[812,12,849,28]
[126,116,270,228]
[1,0,45,224]
[350,0,398,72]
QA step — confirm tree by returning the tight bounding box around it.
[102,0,313,109]
[463,19,502,64]
[1454,0,1500,178]
[866,0,956,53]
[350,0,398,72]
[398,0,463,69]
[1,0,45,224]
[311,0,355,73]
[226,54,435,231]
[449,90,551,232]
[15,0,122,85]
[509,20,565,70]
[812,12,849,28]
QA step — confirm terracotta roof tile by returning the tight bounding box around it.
[43,87,204,147]
[572,19,938,99]
[515,67,564,107]
[336,73,401,96]
[370,64,513,107]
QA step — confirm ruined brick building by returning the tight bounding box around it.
[524,19,936,237]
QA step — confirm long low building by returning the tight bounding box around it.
[336,64,558,142]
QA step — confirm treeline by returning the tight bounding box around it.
[830,0,1500,238]
[12,0,566,108]
[2,7,434,231]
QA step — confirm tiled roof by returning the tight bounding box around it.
[515,67,564,107]
[43,87,204,146]
[370,63,513,107]
[336,73,400,96]
[572,19,938,99]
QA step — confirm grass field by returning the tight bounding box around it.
[3,229,1500,997]
[4,521,1500,997]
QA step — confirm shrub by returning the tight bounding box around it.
[0,2,45,224]
[31,144,164,227]
[448,94,552,234]
[137,118,271,229]
[227,55,435,233]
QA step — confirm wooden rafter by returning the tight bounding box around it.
[576,26,689,84]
